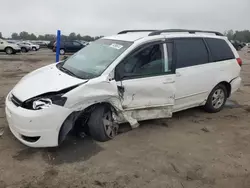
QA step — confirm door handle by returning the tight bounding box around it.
[176,72,181,77]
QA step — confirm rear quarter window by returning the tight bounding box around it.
[205,38,235,62]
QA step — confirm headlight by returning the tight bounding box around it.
[22,85,79,110]
[23,94,67,110]
[32,98,52,110]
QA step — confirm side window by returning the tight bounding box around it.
[205,38,235,62]
[175,38,209,69]
[115,43,169,80]
[73,41,81,46]
[65,41,72,46]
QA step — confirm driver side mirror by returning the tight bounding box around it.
[115,61,136,81]
[115,63,125,81]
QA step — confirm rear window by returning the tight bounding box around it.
[205,38,235,62]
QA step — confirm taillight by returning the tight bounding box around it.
[236,58,242,67]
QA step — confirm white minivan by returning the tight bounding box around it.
[5,29,242,147]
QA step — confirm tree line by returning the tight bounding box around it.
[0,31,103,42]
[1,30,250,42]
[224,30,250,42]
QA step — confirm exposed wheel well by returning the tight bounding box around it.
[58,102,116,144]
[74,102,116,129]
[218,81,231,97]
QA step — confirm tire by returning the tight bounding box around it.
[204,84,227,113]
[5,47,13,55]
[60,48,65,55]
[88,105,118,142]
[32,47,36,51]
[21,47,27,53]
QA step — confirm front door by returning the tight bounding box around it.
[115,41,175,121]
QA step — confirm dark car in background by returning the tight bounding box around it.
[47,41,55,49]
[230,40,245,51]
[53,40,85,55]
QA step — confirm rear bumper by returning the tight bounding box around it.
[230,77,242,94]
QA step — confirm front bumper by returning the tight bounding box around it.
[5,94,73,147]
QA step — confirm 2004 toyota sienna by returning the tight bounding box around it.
[5,29,242,147]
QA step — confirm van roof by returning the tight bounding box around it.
[103,29,226,42]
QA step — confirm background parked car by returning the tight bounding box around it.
[78,40,89,46]
[0,39,21,54]
[16,42,32,53]
[53,40,85,55]
[47,41,55,49]
[21,42,40,51]
[230,40,244,51]
[32,41,48,48]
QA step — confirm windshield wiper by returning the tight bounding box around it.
[56,62,95,79]
[58,65,81,78]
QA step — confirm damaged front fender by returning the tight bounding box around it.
[63,77,139,128]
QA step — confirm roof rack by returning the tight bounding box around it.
[118,30,157,34]
[148,29,224,36]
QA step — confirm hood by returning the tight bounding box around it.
[12,64,88,101]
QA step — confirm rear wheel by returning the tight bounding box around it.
[5,47,13,54]
[204,84,227,113]
[88,105,118,142]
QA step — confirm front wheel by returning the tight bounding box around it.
[5,47,13,54]
[204,84,227,113]
[32,47,36,51]
[88,105,118,142]
[60,48,65,55]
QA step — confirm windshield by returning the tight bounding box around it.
[61,39,132,79]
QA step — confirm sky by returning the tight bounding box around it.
[1,0,249,37]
